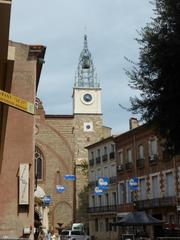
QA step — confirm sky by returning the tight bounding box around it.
[10,0,154,135]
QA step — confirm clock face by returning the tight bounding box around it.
[83,93,92,103]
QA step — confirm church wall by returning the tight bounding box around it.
[35,115,76,229]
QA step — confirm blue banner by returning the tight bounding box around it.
[56,185,65,193]
[43,195,51,205]
[64,175,76,181]
[94,186,104,195]
[128,177,138,190]
[98,177,108,190]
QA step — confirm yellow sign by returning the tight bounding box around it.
[0,90,34,114]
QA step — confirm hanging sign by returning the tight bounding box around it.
[43,195,52,205]
[64,175,76,181]
[56,185,65,193]
[98,177,108,190]
[128,177,139,190]
[94,186,104,196]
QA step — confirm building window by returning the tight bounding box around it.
[139,178,146,200]
[112,192,116,205]
[110,164,116,177]
[104,166,108,177]
[35,146,43,180]
[111,144,115,153]
[92,195,95,207]
[97,149,100,157]
[105,193,109,206]
[152,175,159,198]
[149,137,158,158]
[165,172,175,197]
[127,148,132,163]
[89,170,94,182]
[98,195,102,206]
[91,151,94,159]
[95,219,98,231]
[127,181,133,203]
[119,183,125,204]
[118,151,123,165]
[105,218,109,232]
[112,217,117,232]
[104,146,107,155]
[138,144,144,159]
[97,168,101,178]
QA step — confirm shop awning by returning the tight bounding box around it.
[111,211,164,226]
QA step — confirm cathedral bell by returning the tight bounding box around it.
[82,56,90,69]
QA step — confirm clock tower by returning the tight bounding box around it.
[72,36,104,216]
[73,35,102,115]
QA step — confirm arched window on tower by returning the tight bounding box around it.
[35,147,43,180]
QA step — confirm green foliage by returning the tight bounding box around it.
[80,159,88,176]
[126,0,180,155]
[76,185,89,224]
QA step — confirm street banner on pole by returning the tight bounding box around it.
[98,177,108,190]
[64,175,76,181]
[128,177,139,190]
[94,186,104,196]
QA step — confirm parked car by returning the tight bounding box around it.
[60,230,90,240]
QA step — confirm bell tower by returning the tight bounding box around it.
[73,35,102,115]
[72,36,103,218]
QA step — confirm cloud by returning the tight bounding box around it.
[10,0,154,134]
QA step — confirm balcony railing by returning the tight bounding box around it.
[102,154,108,162]
[149,154,158,165]
[135,196,177,210]
[117,164,124,172]
[96,156,101,164]
[109,176,117,184]
[109,152,115,160]
[125,162,133,170]
[88,205,117,213]
[137,158,145,168]
[89,158,94,166]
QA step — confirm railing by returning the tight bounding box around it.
[102,154,108,162]
[89,158,94,166]
[135,196,177,210]
[88,205,117,213]
[96,156,101,164]
[109,176,117,184]
[149,154,158,164]
[157,238,180,240]
[117,164,124,171]
[125,162,133,170]
[109,152,115,160]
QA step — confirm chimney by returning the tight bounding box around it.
[129,117,139,130]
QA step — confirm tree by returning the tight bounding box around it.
[76,185,89,228]
[80,159,88,176]
[126,0,180,155]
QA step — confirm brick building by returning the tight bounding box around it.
[0,34,46,240]
[87,136,118,240]
[35,35,111,231]
[115,121,180,238]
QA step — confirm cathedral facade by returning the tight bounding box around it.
[35,35,111,231]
